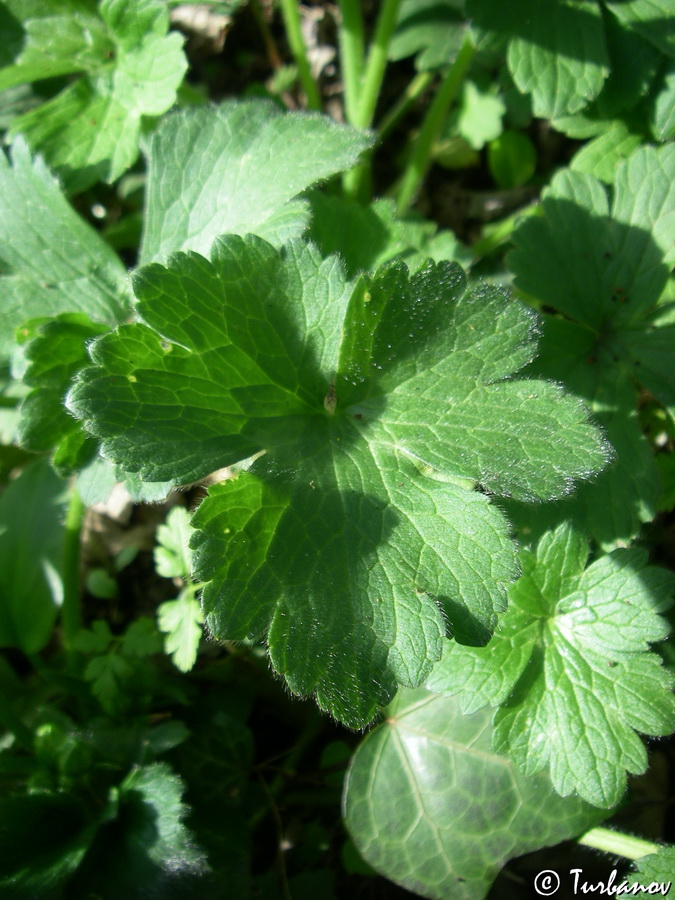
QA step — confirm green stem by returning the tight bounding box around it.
[338,0,365,125]
[0,690,33,751]
[396,34,475,215]
[577,827,660,861]
[62,485,85,648]
[278,0,321,110]
[342,0,401,200]
[351,0,401,130]
[378,70,434,140]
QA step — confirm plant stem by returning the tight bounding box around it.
[342,0,401,200]
[62,485,85,648]
[378,70,434,140]
[577,827,660,861]
[395,33,475,215]
[278,0,321,110]
[351,0,401,130]
[0,690,33,751]
[338,0,365,125]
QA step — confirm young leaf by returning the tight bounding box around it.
[154,506,194,580]
[0,139,131,360]
[428,524,675,808]
[140,101,376,264]
[344,688,604,900]
[5,0,188,192]
[67,235,608,727]
[0,459,69,655]
[157,591,204,673]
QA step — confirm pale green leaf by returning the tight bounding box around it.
[570,122,643,184]
[140,101,376,264]
[154,506,194,580]
[157,591,204,672]
[389,0,467,71]
[344,688,604,900]
[7,0,187,192]
[650,61,675,140]
[456,80,505,150]
[0,139,131,360]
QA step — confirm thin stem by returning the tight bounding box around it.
[351,0,401,130]
[0,690,33,751]
[378,70,434,140]
[62,485,85,648]
[578,827,660,861]
[278,0,321,110]
[338,0,365,125]
[396,33,475,215]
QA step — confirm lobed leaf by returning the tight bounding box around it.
[68,234,608,726]
[5,0,188,192]
[429,523,675,807]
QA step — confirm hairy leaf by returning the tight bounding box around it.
[68,235,608,726]
[0,139,131,360]
[140,101,376,264]
[428,524,675,807]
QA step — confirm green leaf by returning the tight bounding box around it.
[308,193,471,280]
[0,139,131,360]
[73,619,114,654]
[6,0,188,192]
[605,0,675,57]
[68,235,608,726]
[650,60,675,140]
[120,616,162,657]
[0,791,94,897]
[596,11,663,118]
[84,651,133,711]
[389,0,467,71]
[140,100,376,264]
[570,121,643,184]
[627,846,675,885]
[157,591,204,672]
[508,146,674,545]
[456,80,505,150]
[487,130,536,189]
[0,0,110,89]
[429,524,675,808]
[15,313,106,471]
[0,459,68,654]
[344,688,604,900]
[467,0,609,118]
[74,763,209,894]
[154,506,194,580]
